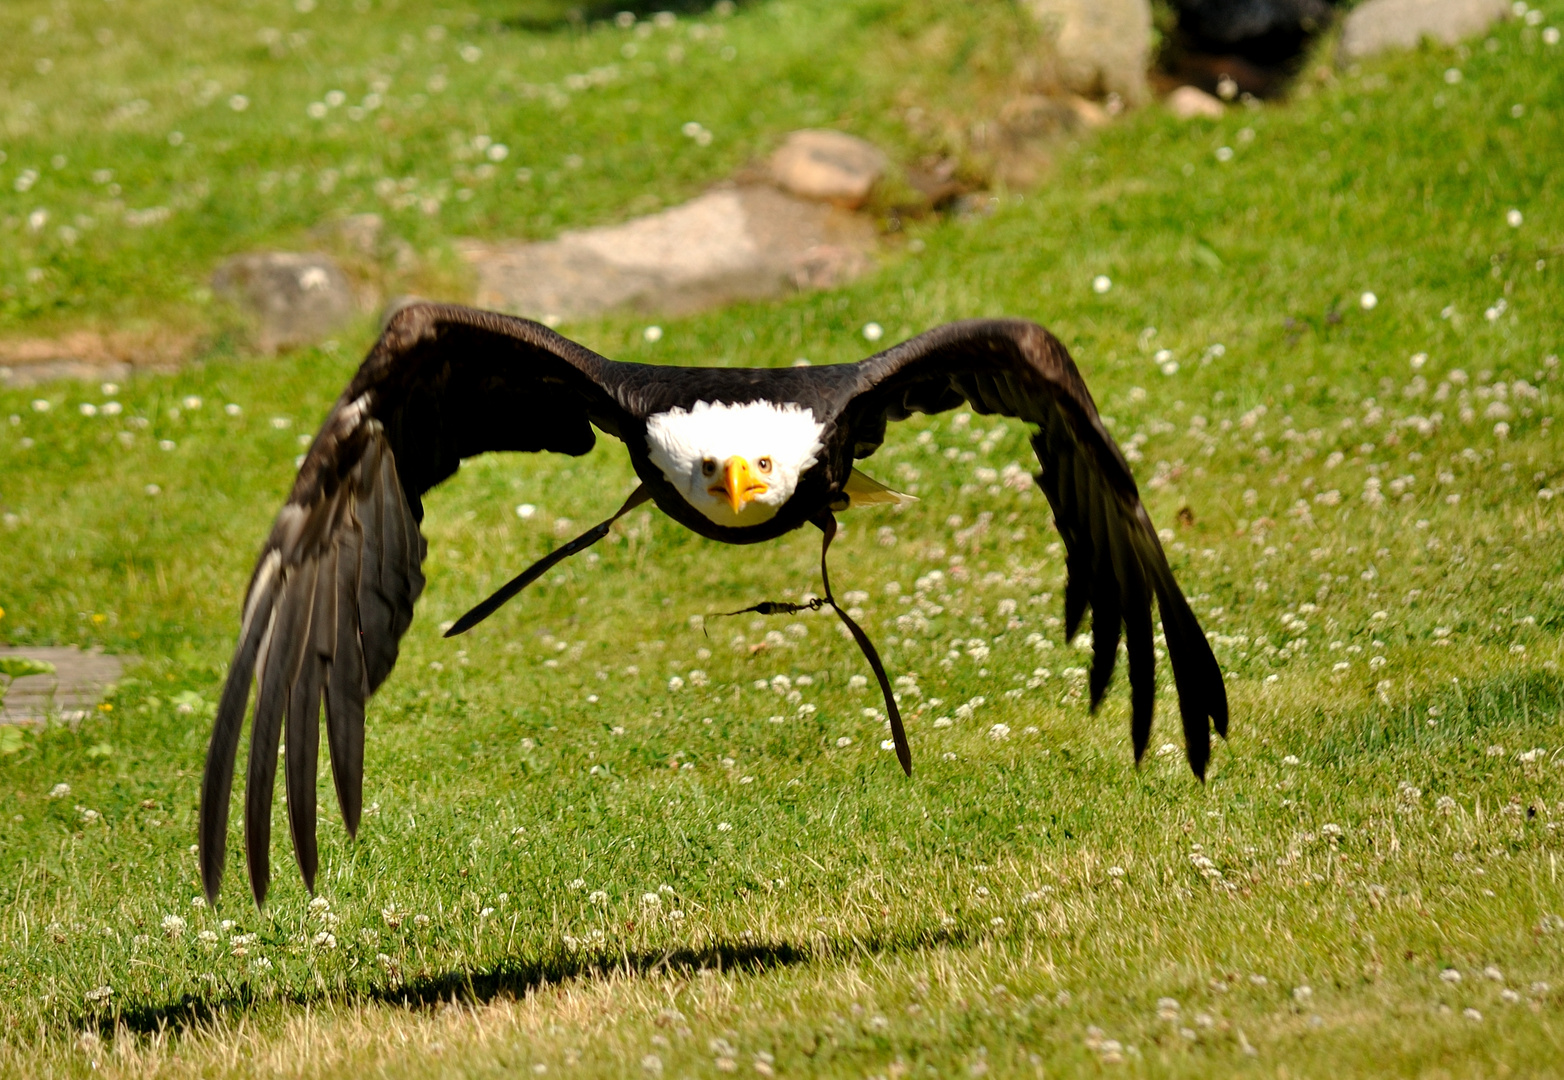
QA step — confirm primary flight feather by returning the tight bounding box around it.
[200,303,1229,907]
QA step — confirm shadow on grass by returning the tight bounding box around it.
[89,926,962,1037]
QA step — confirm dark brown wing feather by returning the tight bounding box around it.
[199,303,638,907]
[841,318,1228,777]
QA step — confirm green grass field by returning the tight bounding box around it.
[3,1,1564,1076]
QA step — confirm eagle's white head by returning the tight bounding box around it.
[645,400,825,527]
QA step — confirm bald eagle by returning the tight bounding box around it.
[200,303,1228,906]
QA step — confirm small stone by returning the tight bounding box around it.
[768,129,887,208]
[1167,86,1225,120]
[322,213,385,256]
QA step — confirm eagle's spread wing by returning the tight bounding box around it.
[840,318,1228,777]
[200,303,634,907]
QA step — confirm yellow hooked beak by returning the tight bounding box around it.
[712,456,769,514]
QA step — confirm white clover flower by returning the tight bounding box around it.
[1092,275,1112,294]
[84,985,113,1005]
[641,892,662,908]
[1440,968,1462,983]
[836,736,853,748]
[161,914,187,938]
[1360,292,1378,310]
[862,322,884,342]
[988,723,1011,741]
[49,783,71,798]
[589,890,608,905]
[312,931,337,949]
[717,821,732,831]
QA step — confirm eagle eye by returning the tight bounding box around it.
[756,457,772,473]
[701,457,717,477]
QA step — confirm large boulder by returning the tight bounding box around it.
[1340,0,1510,60]
[768,130,888,208]
[463,185,875,323]
[1025,0,1153,106]
[211,252,357,354]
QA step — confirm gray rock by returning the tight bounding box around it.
[464,185,875,322]
[1340,0,1510,60]
[768,130,888,208]
[211,252,356,354]
[0,646,125,724]
[1167,85,1227,119]
[316,213,419,271]
[331,213,385,256]
[1025,0,1152,106]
